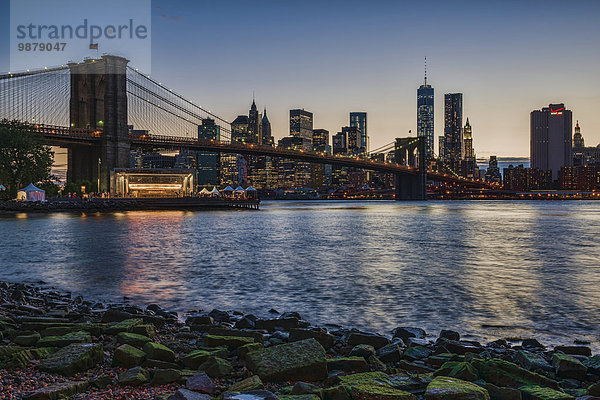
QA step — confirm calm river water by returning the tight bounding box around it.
[1,200,599,349]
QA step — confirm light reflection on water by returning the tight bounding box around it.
[1,200,600,349]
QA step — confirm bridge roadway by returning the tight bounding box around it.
[35,124,487,187]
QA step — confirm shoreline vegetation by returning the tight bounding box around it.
[1,281,599,400]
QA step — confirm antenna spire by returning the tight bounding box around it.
[424,56,427,86]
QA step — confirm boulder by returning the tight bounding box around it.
[208,327,265,343]
[392,327,426,343]
[552,353,587,380]
[116,332,152,348]
[518,385,573,400]
[204,334,254,350]
[522,339,546,350]
[514,351,552,372]
[348,333,390,349]
[105,318,143,335]
[292,382,323,397]
[434,362,479,382]
[37,331,91,347]
[222,390,279,400]
[439,331,460,341]
[186,315,215,326]
[484,383,521,400]
[119,366,150,386]
[383,373,434,395]
[22,380,89,400]
[113,344,146,368]
[246,338,327,382]
[227,375,265,392]
[169,389,212,400]
[186,372,216,394]
[38,343,104,376]
[91,374,113,389]
[236,343,264,359]
[583,356,600,375]
[471,358,560,390]
[13,332,41,346]
[553,346,591,357]
[290,328,335,350]
[338,371,416,400]
[328,357,370,373]
[350,345,377,359]
[143,342,175,362]
[403,346,431,361]
[182,349,228,369]
[132,324,156,337]
[377,343,402,363]
[437,339,481,355]
[425,376,490,400]
[198,356,233,378]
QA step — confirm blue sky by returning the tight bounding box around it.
[1,0,599,156]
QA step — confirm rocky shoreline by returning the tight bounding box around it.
[1,281,599,400]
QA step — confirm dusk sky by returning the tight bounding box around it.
[2,0,599,157]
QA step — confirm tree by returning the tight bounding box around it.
[0,119,54,196]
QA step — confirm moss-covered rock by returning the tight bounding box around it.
[404,346,432,361]
[471,358,559,390]
[181,348,228,369]
[105,318,143,335]
[484,383,521,400]
[425,376,490,400]
[113,343,146,368]
[381,373,434,394]
[198,356,233,378]
[236,342,264,359]
[348,333,390,349]
[151,368,182,385]
[551,353,587,380]
[116,332,152,348]
[290,328,335,349]
[22,380,89,399]
[377,344,402,363]
[434,362,479,382]
[3,347,52,369]
[37,331,91,347]
[514,351,552,372]
[518,385,573,400]
[338,372,416,400]
[131,324,156,337]
[13,332,41,346]
[143,341,175,362]
[583,355,600,375]
[246,338,327,382]
[118,366,150,386]
[204,334,255,350]
[328,357,370,373]
[227,375,265,392]
[291,381,324,397]
[38,343,104,376]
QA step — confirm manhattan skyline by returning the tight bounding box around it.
[1,0,599,157]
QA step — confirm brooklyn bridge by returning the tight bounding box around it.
[0,55,488,200]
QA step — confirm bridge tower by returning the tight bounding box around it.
[67,55,130,192]
[394,137,427,200]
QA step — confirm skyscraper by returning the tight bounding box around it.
[248,100,262,145]
[530,103,573,181]
[417,61,434,159]
[573,121,584,148]
[444,93,463,169]
[290,109,313,147]
[463,118,474,160]
[197,118,220,186]
[312,129,329,148]
[349,112,367,152]
[262,108,273,146]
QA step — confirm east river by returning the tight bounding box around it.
[1,200,599,349]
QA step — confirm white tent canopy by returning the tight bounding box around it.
[17,183,45,202]
[245,186,257,191]
[234,186,245,192]
[0,185,6,191]
[210,187,220,194]
[223,186,234,192]
[200,187,210,194]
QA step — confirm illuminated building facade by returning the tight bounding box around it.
[560,165,600,191]
[417,79,434,159]
[530,103,573,181]
[461,118,478,179]
[197,118,220,186]
[349,112,367,152]
[503,165,552,191]
[290,109,313,146]
[484,156,502,184]
[443,93,463,170]
[572,121,600,167]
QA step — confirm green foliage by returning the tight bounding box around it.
[0,119,54,196]
[64,180,97,196]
